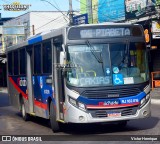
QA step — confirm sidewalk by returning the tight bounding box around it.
[150,88,160,105]
[0,87,8,93]
[150,88,160,99]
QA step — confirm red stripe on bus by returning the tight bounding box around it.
[9,77,48,110]
[86,102,139,109]
[9,77,28,100]
[34,100,48,110]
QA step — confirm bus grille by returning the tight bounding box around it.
[81,88,141,99]
[90,107,138,118]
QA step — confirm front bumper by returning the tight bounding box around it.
[65,98,151,123]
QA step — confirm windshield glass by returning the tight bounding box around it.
[66,42,149,87]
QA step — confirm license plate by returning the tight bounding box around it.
[107,112,121,117]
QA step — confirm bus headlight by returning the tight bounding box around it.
[140,94,150,108]
[140,98,146,107]
[146,94,150,100]
[69,97,77,106]
[68,96,86,111]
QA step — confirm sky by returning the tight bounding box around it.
[0,0,80,18]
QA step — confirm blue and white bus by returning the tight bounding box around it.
[7,23,151,132]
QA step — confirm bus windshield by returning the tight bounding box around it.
[66,42,149,87]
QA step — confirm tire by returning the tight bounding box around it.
[21,98,30,121]
[50,101,61,132]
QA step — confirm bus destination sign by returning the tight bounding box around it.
[80,28,131,38]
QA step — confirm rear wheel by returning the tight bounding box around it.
[21,98,30,121]
[50,101,61,132]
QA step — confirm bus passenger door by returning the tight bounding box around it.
[52,38,65,121]
[26,46,34,114]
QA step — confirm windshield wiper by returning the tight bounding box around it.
[86,40,105,75]
[86,40,103,63]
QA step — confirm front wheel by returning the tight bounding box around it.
[50,101,61,132]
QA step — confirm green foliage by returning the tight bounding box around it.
[156,0,160,5]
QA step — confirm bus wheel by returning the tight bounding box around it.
[50,101,60,132]
[21,99,30,121]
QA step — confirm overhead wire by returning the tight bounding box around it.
[40,0,69,23]
[51,0,61,10]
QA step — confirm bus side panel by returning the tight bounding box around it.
[8,75,53,119]
[33,75,53,119]
[8,76,27,110]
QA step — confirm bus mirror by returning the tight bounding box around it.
[60,51,66,66]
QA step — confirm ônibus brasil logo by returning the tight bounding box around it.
[2,1,31,11]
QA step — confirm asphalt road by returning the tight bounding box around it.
[0,92,160,143]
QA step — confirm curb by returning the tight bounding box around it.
[151,99,160,105]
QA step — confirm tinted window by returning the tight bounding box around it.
[13,51,19,75]
[34,44,42,74]
[8,52,13,75]
[43,42,52,73]
[20,48,26,75]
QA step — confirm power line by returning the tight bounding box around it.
[51,0,61,10]
[40,0,69,23]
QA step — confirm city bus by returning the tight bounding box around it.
[7,23,151,132]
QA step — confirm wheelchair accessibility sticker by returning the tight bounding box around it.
[113,74,123,85]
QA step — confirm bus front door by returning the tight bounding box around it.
[52,39,65,121]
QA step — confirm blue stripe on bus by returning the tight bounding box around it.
[77,92,146,105]
[28,36,42,45]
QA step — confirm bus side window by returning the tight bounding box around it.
[34,44,42,74]
[20,48,26,75]
[43,42,52,74]
[13,50,19,75]
[8,52,13,75]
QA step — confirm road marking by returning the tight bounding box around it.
[151,99,160,105]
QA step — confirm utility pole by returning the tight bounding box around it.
[32,25,35,35]
[69,0,73,26]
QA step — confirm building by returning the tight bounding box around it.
[2,11,69,50]
[0,17,13,87]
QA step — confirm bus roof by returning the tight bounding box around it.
[6,23,141,52]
